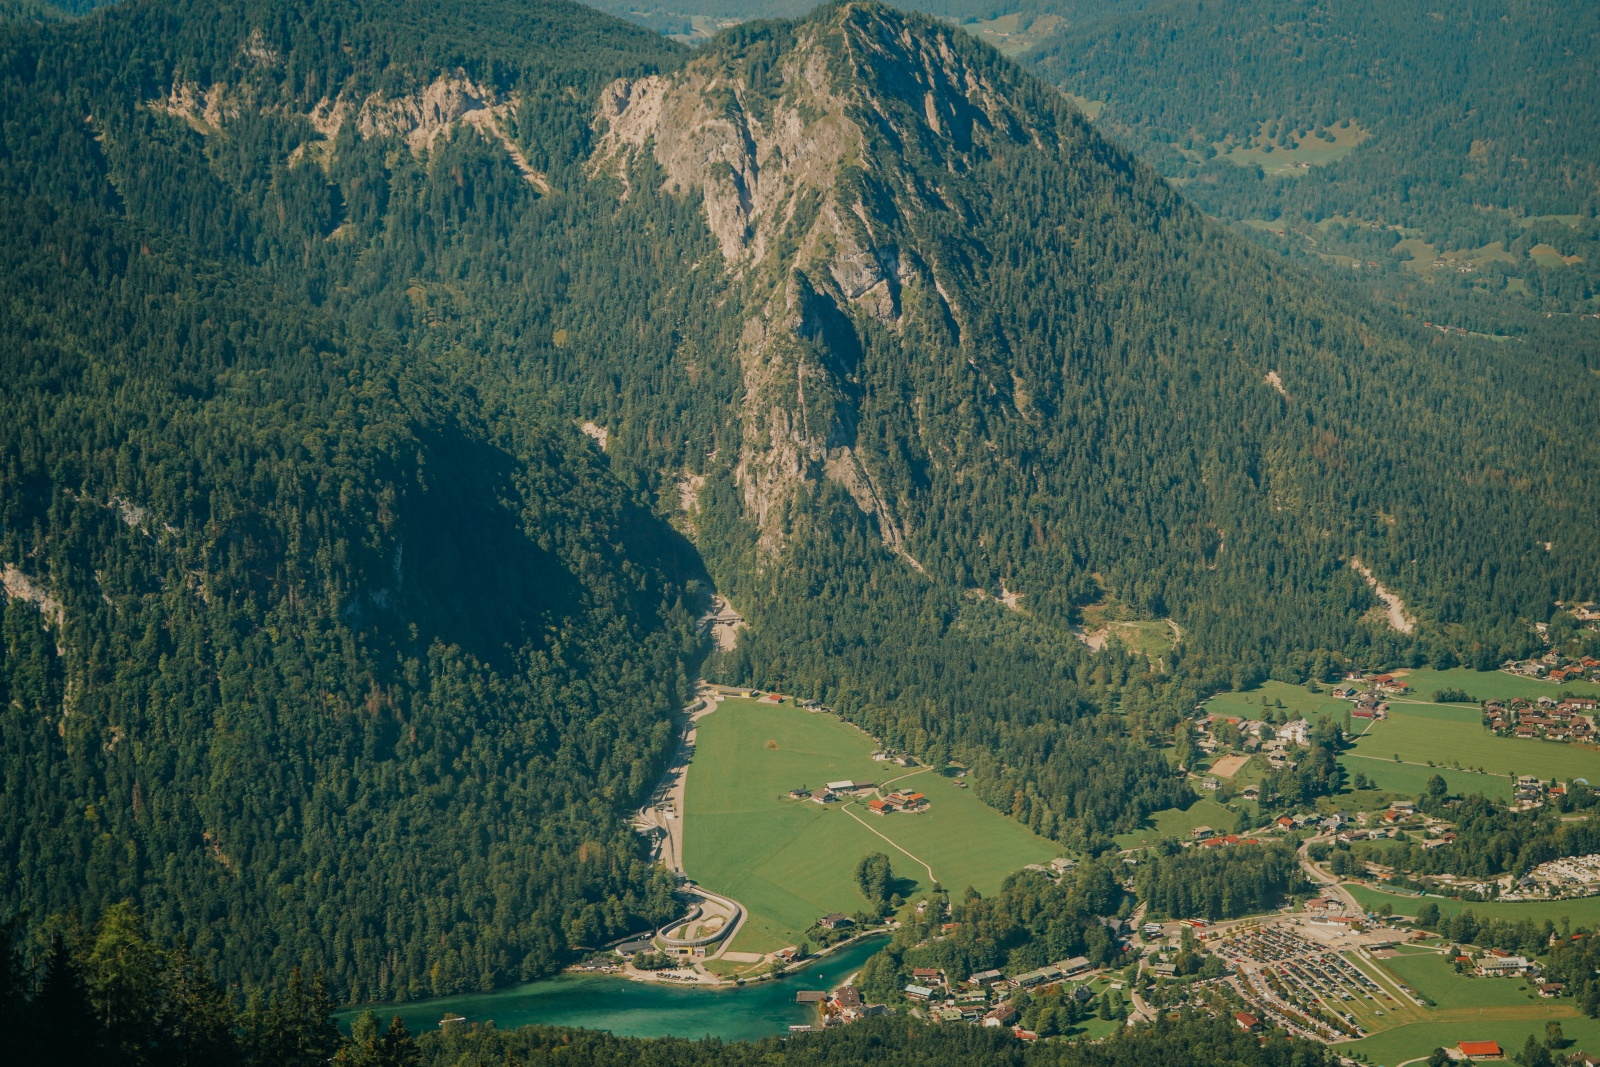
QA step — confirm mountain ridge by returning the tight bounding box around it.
[1,0,1598,1001]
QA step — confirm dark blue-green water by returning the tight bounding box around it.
[347,936,885,1041]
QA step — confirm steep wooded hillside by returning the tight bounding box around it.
[2,0,1598,1000]
[0,0,699,1001]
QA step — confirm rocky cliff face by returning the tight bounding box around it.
[591,3,1049,556]
[151,71,548,191]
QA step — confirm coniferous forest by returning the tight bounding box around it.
[1,1,1598,1059]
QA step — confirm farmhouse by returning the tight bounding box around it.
[817,913,853,930]
[1458,1041,1503,1060]
[882,790,928,812]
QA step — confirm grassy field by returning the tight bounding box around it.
[1376,948,1538,1009]
[1198,120,1368,176]
[1391,667,1600,702]
[1076,603,1179,661]
[1203,680,1352,722]
[1200,669,1600,804]
[1346,883,1600,928]
[1112,797,1238,850]
[1336,946,1600,1064]
[956,12,1065,57]
[682,699,1056,953]
[1347,1013,1599,1067]
[1342,756,1512,802]
[1349,701,1599,783]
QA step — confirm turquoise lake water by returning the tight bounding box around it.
[347,935,886,1042]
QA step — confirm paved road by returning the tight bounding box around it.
[1296,835,1362,913]
[631,691,759,977]
[636,693,721,873]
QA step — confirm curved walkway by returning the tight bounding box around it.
[840,801,937,884]
[658,884,744,948]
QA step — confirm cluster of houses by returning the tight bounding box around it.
[1502,651,1600,684]
[867,789,928,815]
[1334,671,1409,697]
[1330,684,1390,720]
[789,780,880,805]
[801,984,890,1028]
[1511,852,1600,900]
[1192,714,1273,756]
[1483,697,1596,742]
[1188,826,1261,849]
[1513,775,1551,807]
[880,957,1108,1035]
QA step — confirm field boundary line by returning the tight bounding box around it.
[1343,752,1508,778]
[840,802,937,884]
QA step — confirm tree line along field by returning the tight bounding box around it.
[681,699,1057,953]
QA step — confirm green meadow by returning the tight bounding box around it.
[1342,757,1512,802]
[1347,883,1600,928]
[1203,680,1351,722]
[1393,667,1600,702]
[1348,701,1599,783]
[1201,670,1599,807]
[1112,797,1238,850]
[1341,946,1599,1064]
[1347,1014,1599,1067]
[682,699,1056,953]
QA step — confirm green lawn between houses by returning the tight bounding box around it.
[681,699,1057,954]
[1203,680,1350,722]
[1394,667,1600,703]
[1375,948,1546,1009]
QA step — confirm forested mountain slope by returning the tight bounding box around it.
[1027,0,1600,240]
[2,0,1598,1001]
[1016,0,1600,317]
[0,0,700,1001]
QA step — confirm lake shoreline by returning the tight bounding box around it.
[339,933,890,1041]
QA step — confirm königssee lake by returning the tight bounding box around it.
[346,936,886,1041]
